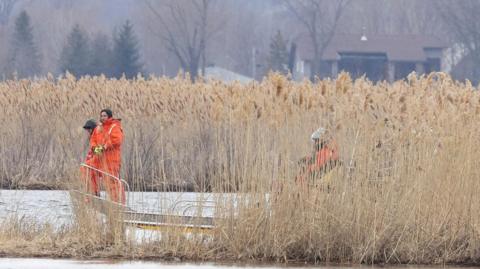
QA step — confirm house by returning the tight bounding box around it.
[294,34,448,82]
[204,66,253,84]
[450,53,480,86]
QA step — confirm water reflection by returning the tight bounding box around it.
[0,190,220,228]
[0,258,301,269]
[0,258,474,269]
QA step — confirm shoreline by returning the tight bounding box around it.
[1,253,478,267]
[0,184,198,192]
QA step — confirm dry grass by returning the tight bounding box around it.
[1,72,480,264]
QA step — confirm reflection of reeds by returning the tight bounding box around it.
[1,72,480,264]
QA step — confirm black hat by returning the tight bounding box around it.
[83,119,97,130]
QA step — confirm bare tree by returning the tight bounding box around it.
[210,0,277,78]
[0,0,16,25]
[0,0,17,76]
[283,0,350,80]
[399,0,444,35]
[17,0,107,74]
[145,0,224,80]
[436,0,480,82]
[341,0,443,36]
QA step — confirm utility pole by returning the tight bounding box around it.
[252,47,256,79]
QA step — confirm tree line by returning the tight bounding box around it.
[4,10,143,79]
[3,8,293,81]
[3,1,480,84]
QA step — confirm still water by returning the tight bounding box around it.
[0,258,471,269]
[0,259,287,269]
[0,190,219,227]
[0,191,472,268]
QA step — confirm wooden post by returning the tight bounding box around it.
[331,61,338,78]
[387,61,395,82]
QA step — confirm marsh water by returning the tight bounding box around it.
[0,258,474,269]
[0,190,220,227]
[0,190,474,268]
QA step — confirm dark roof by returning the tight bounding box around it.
[297,34,448,62]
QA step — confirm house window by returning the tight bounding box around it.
[395,62,416,80]
[319,61,332,79]
[338,53,387,81]
[425,58,441,73]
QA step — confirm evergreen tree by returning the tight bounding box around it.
[59,24,90,77]
[112,20,143,79]
[6,10,41,78]
[267,30,289,74]
[90,33,113,77]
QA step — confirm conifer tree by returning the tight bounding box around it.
[6,10,41,78]
[267,30,289,74]
[112,20,143,79]
[90,33,113,77]
[59,24,90,77]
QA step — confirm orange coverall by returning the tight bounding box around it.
[96,118,125,204]
[82,127,103,196]
[297,140,339,184]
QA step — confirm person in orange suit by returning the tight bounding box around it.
[297,127,339,186]
[93,109,125,204]
[81,119,102,196]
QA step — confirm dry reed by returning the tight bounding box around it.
[0,72,480,264]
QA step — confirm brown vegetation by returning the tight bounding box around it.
[1,73,480,264]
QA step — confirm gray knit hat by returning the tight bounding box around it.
[83,119,97,130]
[311,127,326,141]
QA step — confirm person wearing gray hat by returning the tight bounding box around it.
[296,127,339,187]
[83,119,97,133]
[81,119,101,197]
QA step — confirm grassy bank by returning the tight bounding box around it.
[1,73,480,264]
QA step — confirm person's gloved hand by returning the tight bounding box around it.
[93,145,105,155]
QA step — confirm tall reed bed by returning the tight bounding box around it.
[1,73,480,264]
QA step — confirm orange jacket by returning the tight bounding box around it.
[97,118,123,168]
[315,140,339,169]
[85,127,103,168]
[307,140,339,174]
